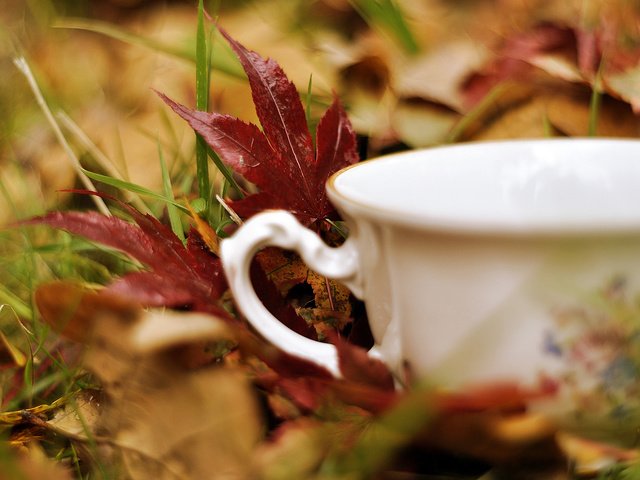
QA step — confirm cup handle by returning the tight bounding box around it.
[220,211,364,377]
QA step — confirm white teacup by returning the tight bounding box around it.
[221,138,640,440]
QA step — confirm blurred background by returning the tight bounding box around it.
[2,3,640,477]
[3,0,640,225]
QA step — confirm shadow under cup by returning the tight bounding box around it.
[326,138,640,442]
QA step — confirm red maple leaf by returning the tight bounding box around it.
[158,28,359,226]
[21,193,229,318]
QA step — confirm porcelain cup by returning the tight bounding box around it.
[221,138,640,441]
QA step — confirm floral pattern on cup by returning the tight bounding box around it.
[543,276,640,423]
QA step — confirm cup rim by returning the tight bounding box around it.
[326,137,640,237]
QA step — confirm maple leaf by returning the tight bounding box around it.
[158,28,359,226]
[22,194,229,317]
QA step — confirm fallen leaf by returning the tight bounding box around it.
[462,23,578,108]
[35,280,139,343]
[471,96,551,140]
[255,418,329,480]
[0,443,73,480]
[607,66,640,113]
[130,309,234,354]
[256,248,308,297]
[37,280,262,479]
[392,98,459,148]
[0,331,26,368]
[330,333,395,392]
[159,28,359,226]
[250,258,318,340]
[46,390,101,441]
[113,367,261,480]
[307,271,351,316]
[545,92,640,137]
[557,432,640,476]
[186,202,220,256]
[421,411,562,467]
[255,247,354,339]
[24,194,229,316]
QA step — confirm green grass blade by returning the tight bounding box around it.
[589,63,604,137]
[13,56,110,216]
[542,113,554,138]
[446,84,507,143]
[53,17,245,80]
[306,74,313,128]
[349,0,420,55]
[207,146,244,197]
[195,0,211,216]
[82,168,189,213]
[158,142,185,242]
[56,111,151,214]
[0,289,31,320]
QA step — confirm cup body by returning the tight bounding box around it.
[326,139,640,437]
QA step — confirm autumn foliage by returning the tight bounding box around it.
[8,7,640,477]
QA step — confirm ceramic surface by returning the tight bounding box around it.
[221,138,640,440]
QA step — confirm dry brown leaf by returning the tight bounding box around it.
[392,99,458,147]
[0,330,26,368]
[546,93,640,137]
[256,248,308,297]
[395,40,487,112]
[35,281,140,344]
[46,390,101,441]
[307,270,351,315]
[255,248,353,336]
[421,410,561,465]
[557,431,640,475]
[130,309,234,354]
[471,97,551,141]
[112,367,260,480]
[186,202,220,256]
[36,280,261,478]
[0,443,73,480]
[255,419,328,480]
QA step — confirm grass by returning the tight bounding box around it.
[3,1,640,478]
[195,0,211,218]
[53,17,245,80]
[348,0,420,55]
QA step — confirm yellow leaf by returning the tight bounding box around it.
[186,201,220,255]
[256,248,308,296]
[0,331,26,368]
[307,270,351,316]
